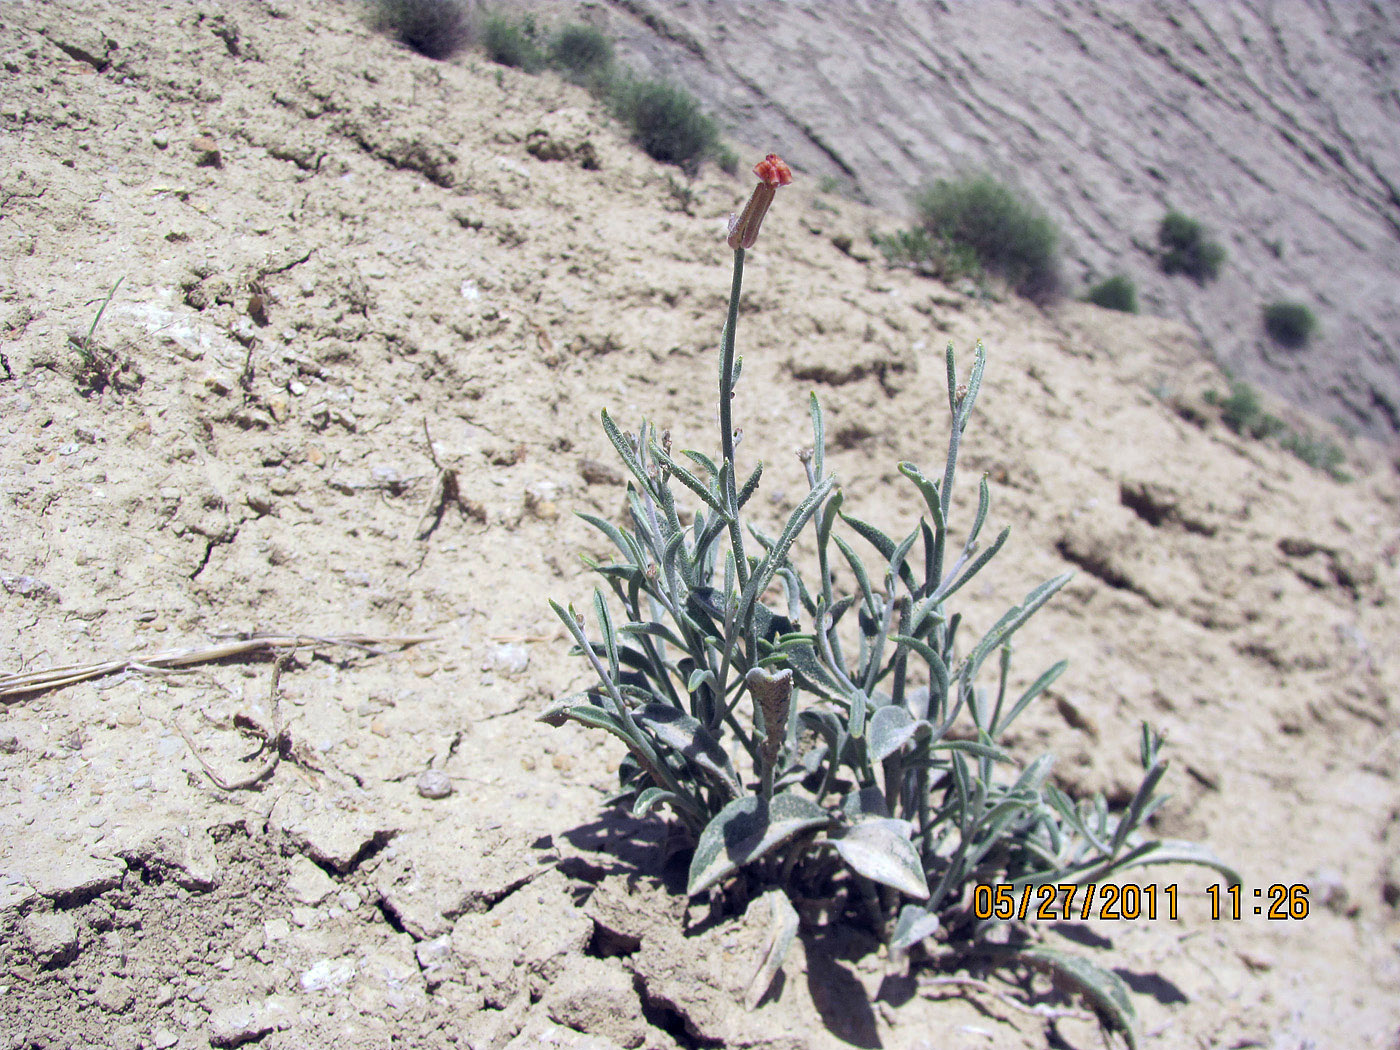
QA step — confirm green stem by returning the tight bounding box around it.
[719,247,750,593]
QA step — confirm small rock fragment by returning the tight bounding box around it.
[415,935,455,988]
[416,769,453,800]
[300,957,356,992]
[488,643,529,676]
[0,573,59,603]
[21,912,79,968]
[245,489,275,516]
[285,856,336,906]
[1054,694,1100,741]
[524,479,561,519]
[94,975,133,1012]
[190,134,223,168]
[579,458,623,486]
[207,998,292,1047]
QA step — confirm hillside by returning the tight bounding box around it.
[1,2,1399,1048]
[543,0,1400,445]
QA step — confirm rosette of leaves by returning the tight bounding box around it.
[543,241,1237,1043]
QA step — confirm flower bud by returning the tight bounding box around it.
[726,153,793,250]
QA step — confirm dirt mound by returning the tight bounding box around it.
[1,2,1399,1048]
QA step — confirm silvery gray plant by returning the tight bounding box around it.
[542,155,1237,1045]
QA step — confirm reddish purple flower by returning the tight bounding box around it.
[727,154,793,249]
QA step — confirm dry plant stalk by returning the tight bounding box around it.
[1,632,432,700]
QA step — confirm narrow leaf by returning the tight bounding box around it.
[633,787,682,818]
[636,703,741,799]
[1007,946,1138,1050]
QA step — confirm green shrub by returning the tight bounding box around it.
[1206,379,1349,480]
[544,181,1237,1040]
[611,77,718,172]
[1207,379,1283,439]
[481,10,544,72]
[549,22,613,81]
[1158,210,1225,283]
[1262,300,1317,349]
[871,227,984,285]
[1280,430,1350,481]
[1084,274,1138,313]
[712,143,740,177]
[372,0,475,60]
[912,175,1061,300]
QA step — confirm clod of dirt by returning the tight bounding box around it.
[450,870,592,1008]
[268,793,397,873]
[20,911,79,968]
[207,998,293,1047]
[543,954,650,1048]
[284,855,336,906]
[504,1017,630,1050]
[22,853,124,906]
[117,827,219,891]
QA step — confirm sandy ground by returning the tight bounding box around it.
[1,2,1399,1048]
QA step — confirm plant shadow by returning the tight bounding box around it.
[802,926,883,1048]
[559,807,688,894]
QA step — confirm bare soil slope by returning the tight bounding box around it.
[555,0,1400,443]
[1,2,1399,1049]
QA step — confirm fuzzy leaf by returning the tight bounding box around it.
[688,793,830,896]
[636,703,741,799]
[633,787,682,818]
[1113,839,1243,886]
[829,818,930,899]
[890,905,941,951]
[965,572,1073,679]
[1011,946,1138,1050]
[869,704,925,762]
[745,889,799,1012]
[840,512,918,594]
[538,696,635,747]
[841,786,890,820]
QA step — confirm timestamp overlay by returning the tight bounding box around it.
[973,882,1311,922]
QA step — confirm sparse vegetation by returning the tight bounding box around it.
[480,9,544,72]
[1262,300,1317,349]
[871,226,984,286]
[1158,210,1226,284]
[1206,379,1350,480]
[712,143,740,176]
[371,0,475,60]
[610,76,718,172]
[1280,430,1350,480]
[1084,274,1138,313]
[883,175,1061,300]
[549,22,613,82]
[916,175,1062,299]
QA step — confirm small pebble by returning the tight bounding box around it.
[416,770,453,800]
